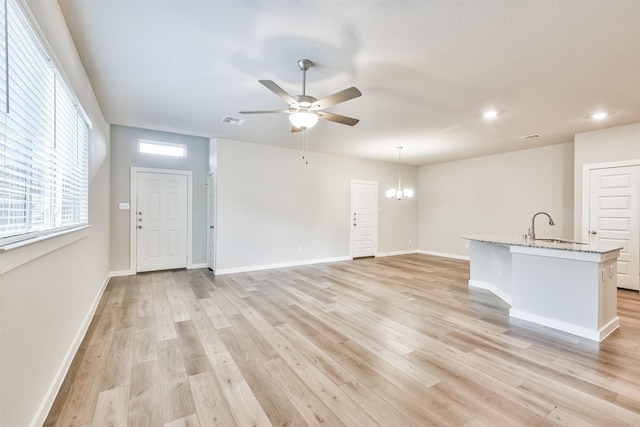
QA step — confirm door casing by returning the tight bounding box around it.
[582,159,640,290]
[350,179,379,258]
[207,170,216,273]
[130,167,193,273]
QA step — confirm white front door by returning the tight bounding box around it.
[136,171,188,272]
[207,172,216,272]
[588,166,640,290]
[351,180,378,258]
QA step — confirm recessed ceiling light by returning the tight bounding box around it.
[483,110,498,119]
[591,112,608,120]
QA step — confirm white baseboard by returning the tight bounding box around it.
[188,263,208,269]
[376,249,418,257]
[32,272,111,427]
[110,269,133,277]
[509,308,620,342]
[418,249,470,261]
[468,279,512,305]
[215,256,352,275]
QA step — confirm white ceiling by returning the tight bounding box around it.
[58,0,640,166]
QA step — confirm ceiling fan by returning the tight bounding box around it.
[240,59,362,132]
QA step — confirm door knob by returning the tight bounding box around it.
[138,218,143,222]
[137,225,143,229]
[590,230,597,235]
[353,223,357,227]
[137,211,143,215]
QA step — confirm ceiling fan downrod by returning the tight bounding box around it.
[298,59,312,97]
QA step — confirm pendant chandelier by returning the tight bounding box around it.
[386,146,414,200]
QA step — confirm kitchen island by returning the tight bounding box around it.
[463,234,622,341]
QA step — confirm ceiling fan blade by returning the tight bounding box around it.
[239,109,289,114]
[312,87,362,110]
[259,80,297,105]
[318,111,359,126]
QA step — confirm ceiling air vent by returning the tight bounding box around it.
[519,134,541,140]
[221,116,248,126]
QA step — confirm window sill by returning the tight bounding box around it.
[0,226,90,274]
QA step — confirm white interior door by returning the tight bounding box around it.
[351,180,378,258]
[136,171,188,272]
[588,166,640,290]
[207,172,216,272]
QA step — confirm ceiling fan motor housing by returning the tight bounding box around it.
[297,59,313,71]
[293,95,317,111]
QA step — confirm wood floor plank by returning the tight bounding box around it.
[133,314,158,364]
[137,273,155,318]
[45,255,640,426]
[188,371,241,427]
[263,357,344,427]
[91,385,130,427]
[275,322,354,386]
[52,341,110,427]
[174,320,213,376]
[217,314,306,426]
[157,339,197,424]
[116,296,138,330]
[100,327,135,391]
[210,351,273,427]
[153,275,178,342]
[164,413,200,427]
[236,307,380,426]
[338,348,460,425]
[128,360,163,427]
[198,297,232,329]
[165,273,191,322]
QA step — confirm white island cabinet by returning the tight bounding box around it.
[463,235,622,342]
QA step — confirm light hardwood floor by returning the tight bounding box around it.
[45,254,640,426]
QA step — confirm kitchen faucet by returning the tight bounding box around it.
[530,211,555,240]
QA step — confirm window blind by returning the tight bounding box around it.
[0,0,90,244]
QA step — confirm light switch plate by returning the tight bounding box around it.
[119,202,130,210]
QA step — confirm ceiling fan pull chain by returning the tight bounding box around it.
[302,128,309,165]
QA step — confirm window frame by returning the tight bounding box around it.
[0,0,92,249]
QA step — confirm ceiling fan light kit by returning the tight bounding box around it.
[240,59,361,132]
[289,111,318,129]
[387,146,413,200]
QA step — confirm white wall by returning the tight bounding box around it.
[110,125,210,273]
[0,1,110,426]
[573,123,640,237]
[214,139,418,272]
[418,142,575,258]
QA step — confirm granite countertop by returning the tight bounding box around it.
[462,234,623,254]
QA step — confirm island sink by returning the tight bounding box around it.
[535,238,587,245]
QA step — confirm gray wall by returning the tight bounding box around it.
[573,122,640,237]
[110,125,209,272]
[418,142,575,257]
[214,138,419,271]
